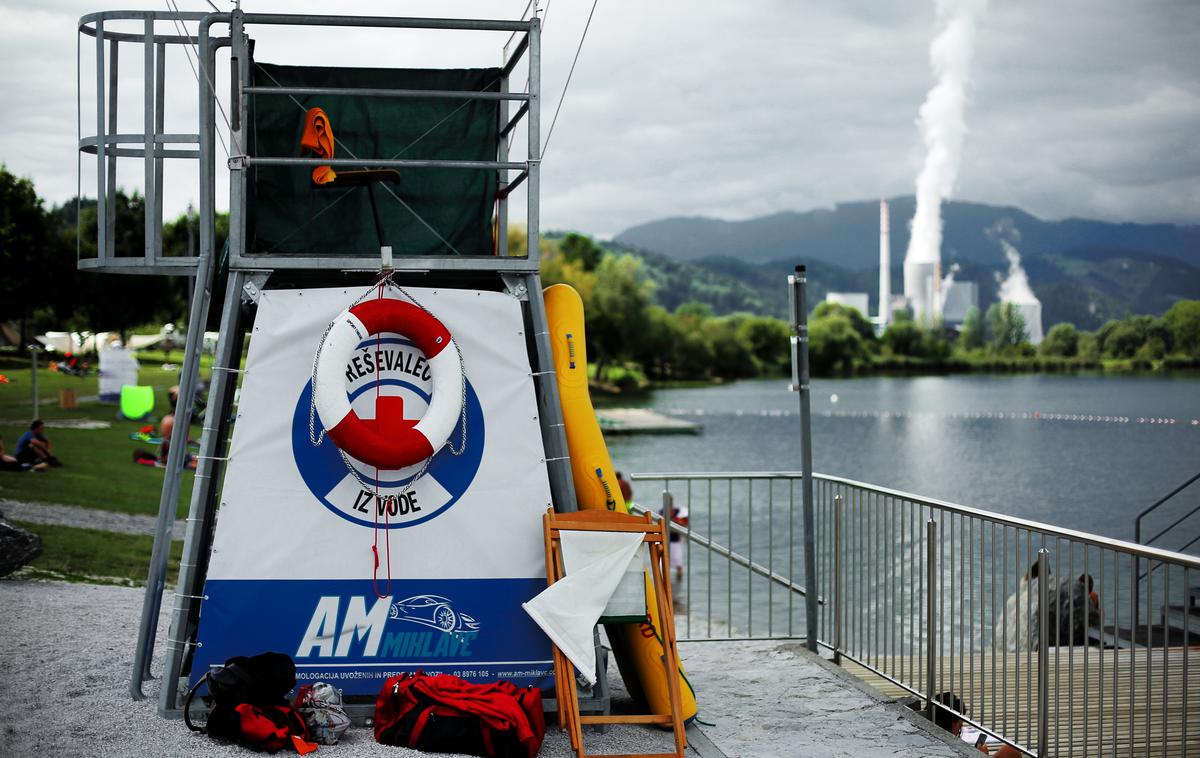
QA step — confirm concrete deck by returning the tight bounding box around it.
[678,640,976,758]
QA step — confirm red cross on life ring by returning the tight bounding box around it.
[313,298,463,470]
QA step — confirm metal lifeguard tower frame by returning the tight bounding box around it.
[77,8,578,718]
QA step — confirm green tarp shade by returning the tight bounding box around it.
[248,62,501,257]
[120,385,155,420]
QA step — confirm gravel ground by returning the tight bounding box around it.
[0,499,184,539]
[0,578,974,758]
[0,579,696,758]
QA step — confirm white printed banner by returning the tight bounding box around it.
[191,287,554,694]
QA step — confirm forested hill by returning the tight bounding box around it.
[599,240,1200,332]
[604,199,1200,330]
[613,197,1200,270]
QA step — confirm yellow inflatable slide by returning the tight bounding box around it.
[543,283,698,723]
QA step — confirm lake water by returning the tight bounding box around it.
[607,374,1200,552]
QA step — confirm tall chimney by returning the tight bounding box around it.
[879,199,891,329]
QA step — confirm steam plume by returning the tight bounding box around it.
[997,240,1038,306]
[905,0,989,267]
[988,220,1044,343]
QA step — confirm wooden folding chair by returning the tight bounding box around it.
[541,508,687,758]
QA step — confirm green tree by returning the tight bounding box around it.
[703,316,757,379]
[812,301,876,344]
[559,232,604,272]
[1163,300,1200,357]
[0,167,75,343]
[1100,315,1170,359]
[69,193,180,342]
[587,254,654,380]
[1103,322,1140,358]
[737,316,791,375]
[957,306,984,351]
[668,306,715,379]
[810,313,869,373]
[986,302,1028,352]
[1094,319,1121,356]
[629,304,677,380]
[1039,323,1079,358]
[675,301,714,321]
[1162,300,1200,357]
[1077,332,1100,362]
[883,321,928,357]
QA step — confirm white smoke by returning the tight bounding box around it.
[997,239,1039,306]
[938,262,960,312]
[904,0,989,267]
[988,221,1044,344]
[988,220,1039,306]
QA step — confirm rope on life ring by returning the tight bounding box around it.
[312,297,464,470]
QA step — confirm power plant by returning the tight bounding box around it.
[878,199,892,329]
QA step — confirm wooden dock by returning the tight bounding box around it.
[597,408,700,435]
[842,647,1199,756]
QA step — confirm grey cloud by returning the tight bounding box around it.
[1,0,1197,237]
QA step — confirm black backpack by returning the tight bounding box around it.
[185,652,314,752]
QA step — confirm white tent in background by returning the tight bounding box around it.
[36,331,119,353]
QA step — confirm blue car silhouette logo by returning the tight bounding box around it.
[389,594,481,634]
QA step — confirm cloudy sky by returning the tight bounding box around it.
[2,0,1197,239]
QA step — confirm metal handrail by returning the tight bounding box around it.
[633,471,1200,568]
[626,502,823,603]
[632,470,1200,757]
[1135,470,1200,548]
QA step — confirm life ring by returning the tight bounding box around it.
[314,298,463,470]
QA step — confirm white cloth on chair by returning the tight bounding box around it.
[523,530,645,684]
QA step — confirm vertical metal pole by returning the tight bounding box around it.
[29,347,38,420]
[106,39,118,257]
[153,39,166,261]
[789,266,819,653]
[526,17,540,268]
[1037,548,1049,757]
[747,479,754,635]
[94,19,106,260]
[707,479,713,639]
[1183,566,1190,758]
[833,494,842,664]
[496,43,510,258]
[143,17,156,260]
[159,270,247,715]
[925,517,937,718]
[131,253,213,700]
[518,19,576,512]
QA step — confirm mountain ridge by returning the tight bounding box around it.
[613,197,1200,271]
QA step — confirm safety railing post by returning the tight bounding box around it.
[925,517,937,719]
[833,494,843,664]
[1037,548,1049,757]
[789,266,819,653]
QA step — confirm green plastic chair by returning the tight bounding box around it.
[119,385,156,421]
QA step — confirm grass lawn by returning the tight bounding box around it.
[0,351,204,516]
[12,520,182,586]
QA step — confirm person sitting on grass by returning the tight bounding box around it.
[159,386,196,470]
[15,419,61,468]
[0,433,47,472]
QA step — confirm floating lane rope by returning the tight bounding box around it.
[663,408,1200,427]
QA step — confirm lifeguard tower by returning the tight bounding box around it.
[77,8,581,720]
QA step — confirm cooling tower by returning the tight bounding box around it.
[903,260,939,324]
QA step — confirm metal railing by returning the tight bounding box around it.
[1135,471,1200,555]
[631,471,1200,757]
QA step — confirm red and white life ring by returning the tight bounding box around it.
[314,298,463,470]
